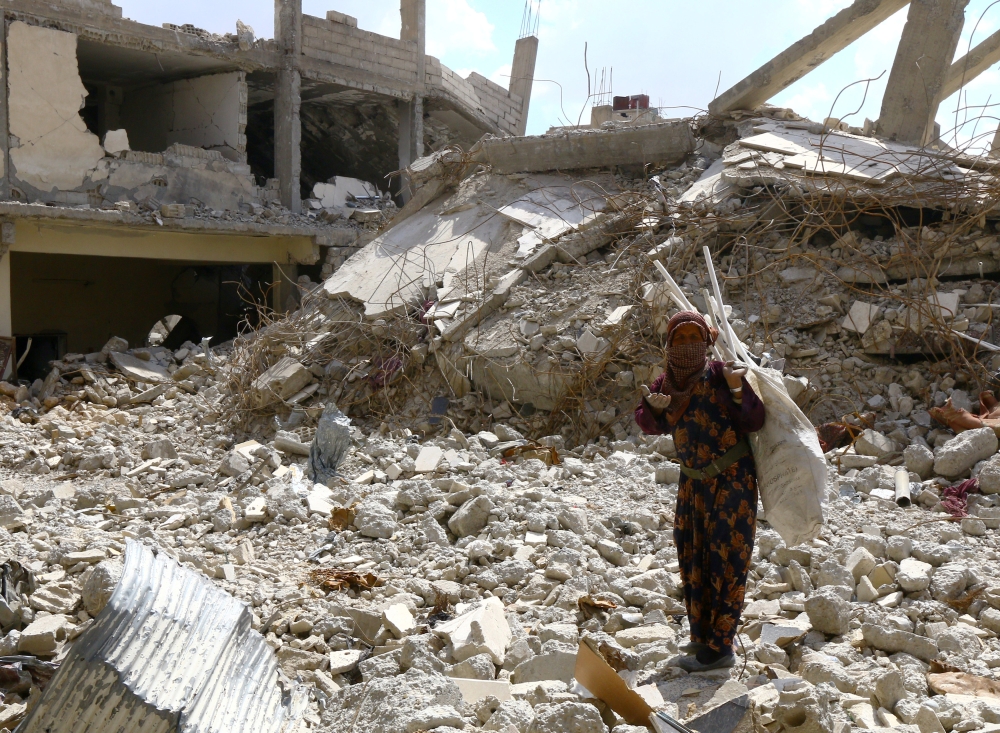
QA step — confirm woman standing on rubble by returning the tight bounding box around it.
[634,311,764,672]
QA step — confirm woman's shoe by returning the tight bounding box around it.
[678,641,708,655]
[677,649,736,672]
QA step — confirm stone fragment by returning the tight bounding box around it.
[846,547,877,581]
[934,427,998,477]
[29,585,79,614]
[449,495,495,538]
[415,446,444,473]
[355,501,398,539]
[253,357,312,406]
[483,699,532,732]
[141,438,178,460]
[904,444,935,479]
[615,624,675,648]
[18,614,72,655]
[320,668,463,732]
[383,603,416,639]
[862,623,938,661]
[856,429,895,457]
[329,649,365,675]
[219,451,251,477]
[856,576,879,603]
[244,497,268,522]
[511,650,576,684]
[655,462,681,485]
[597,539,628,567]
[897,558,932,592]
[804,590,851,636]
[979,453,1000,494]
[930,563,968,601]
[0,496,27,530]
[433,597,511,664]
[528,702,605,733]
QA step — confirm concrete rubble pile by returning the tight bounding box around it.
[6,81,1000,733]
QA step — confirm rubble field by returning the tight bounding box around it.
[5,104,1000,733]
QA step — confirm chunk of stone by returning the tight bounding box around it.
[29,585,79,615]
[655,462,681,485]
[18,614,71,655]
[320,668,463,732]
[511,650,577,684]
[415,446,444,473]
[141,438,178,461]
[273,430,311,456]
[862,623,938,661]
[383,603,416,639]
[979,454,1000,494]
[856,429,895,457]
[597,539,628,567]
[934,427,998,477]
[904,444,935,479]
[930,563,968,601]
[847,547,877,581]
[253,356,313,406]
[81,559,123,616]
[355,501,398,539]
[329,649,365,675]
[449,495,495,538]
[433,597,511,664]
[484,699,533,732]
[897,558,932,592]
[615,624,675,648]
[0,496,27,530]
[219,450,251,477]
[980,607,1000,634]
[449,653,497,680]
[404,705,464,732]
[528,702,606,733]
[804,589,851,636]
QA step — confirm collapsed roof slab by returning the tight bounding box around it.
[709,0,909,116]
[470,120,695,175]
[878,0,969,145]
[941,26,1000,102]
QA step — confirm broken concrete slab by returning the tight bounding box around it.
[433,597,512,664]
[470,120,695,174]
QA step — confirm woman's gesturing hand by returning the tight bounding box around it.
[641,384,672,412]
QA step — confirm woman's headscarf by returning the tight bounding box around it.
[659,311,718,420]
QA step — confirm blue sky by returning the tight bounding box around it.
[114,0,1000,147]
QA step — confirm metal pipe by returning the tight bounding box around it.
[894,468,911,507]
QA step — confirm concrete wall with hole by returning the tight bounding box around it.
[11,253,271,355]
[119,72,248,162]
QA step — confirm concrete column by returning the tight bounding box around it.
[942,27,1000,101]
[509,36,539,136]
[710,0,908,115]
[0,18,11,201]
[398,0,426,200]
[272,263,299,314]
[878,0,969,145]
[0,247,11,381]
[991,126,1000,157]
[274,0,302,213]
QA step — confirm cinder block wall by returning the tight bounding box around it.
[302,15,418,85]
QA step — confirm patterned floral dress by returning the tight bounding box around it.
[635,362,765,652]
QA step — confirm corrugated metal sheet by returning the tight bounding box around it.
[18,540,300,733]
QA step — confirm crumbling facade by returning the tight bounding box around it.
[0,0,537,378]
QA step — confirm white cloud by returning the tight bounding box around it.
[490,63,512,88]
[426,0,495,57]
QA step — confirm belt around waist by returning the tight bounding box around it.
[679,438,751,481]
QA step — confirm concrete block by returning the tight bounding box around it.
[433,597,511,664]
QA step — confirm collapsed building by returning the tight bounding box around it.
[6,1,1000,733]
[0,0,537,382]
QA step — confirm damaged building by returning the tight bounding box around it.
[0,0,537,380]
[11,2,1000,733]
